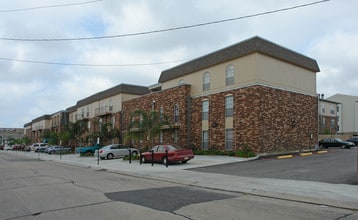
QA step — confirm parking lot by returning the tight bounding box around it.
[190,147,358,185]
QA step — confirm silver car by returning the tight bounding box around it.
[95,144,138,160]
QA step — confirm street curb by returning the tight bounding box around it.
[277,155,293,159]
[300,152,313,156]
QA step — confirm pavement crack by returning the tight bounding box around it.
[335,211,357,220]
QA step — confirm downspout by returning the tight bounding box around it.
[186,96,192,148]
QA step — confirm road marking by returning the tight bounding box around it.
[277,155,293,159]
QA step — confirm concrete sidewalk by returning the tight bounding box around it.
[4,150,358,210]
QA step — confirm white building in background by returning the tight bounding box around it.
[327,94,358,134]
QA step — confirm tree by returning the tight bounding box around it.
[66,121,88,147]
[126,109,171,146]
[88,122,119,146]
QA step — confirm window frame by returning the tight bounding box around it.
[202,130,209,150]
[225,128,233,150]
[202,72,210,91]
[225,95,234,117]
[226,65,235,86]
[202,100,209,121]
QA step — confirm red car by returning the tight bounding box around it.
[141,144,194,164]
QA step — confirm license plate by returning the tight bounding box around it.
[184,157,188,160]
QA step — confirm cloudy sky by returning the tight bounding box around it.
[0,0,357,128]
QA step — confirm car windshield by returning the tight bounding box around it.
[336,138,343,141]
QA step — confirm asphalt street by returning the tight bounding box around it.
[189,147,358,185]
[1,152,357,220]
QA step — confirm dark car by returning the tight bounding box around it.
[318,138,355,149]
[141,144,194,165]
[346,137,358,145]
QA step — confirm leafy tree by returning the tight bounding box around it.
[126,109,171,146]
[66,121,88,147]
[88,122,116,145]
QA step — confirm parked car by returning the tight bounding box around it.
[141,144,194,164]
[95,144,138,160]
[346,137,358,145]
[45,146,72,154]
[318,138,355,149]
[35,146,48,153]
[75,144,102,156]
[4,145,13,150]
[31,143,48,151]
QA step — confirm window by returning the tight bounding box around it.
[226,65,234,86]
[330,118,335,128]
[174,104,179,123]
[202,100,209,120]
[203,72,210,91]
[321,104,325,113]
[225,95,233,117]
[202,130,209,150]
[109,99,113,111]
[330,106,335,115]
[225,129,233,150]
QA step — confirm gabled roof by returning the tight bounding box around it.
[76,83,150,108]
[159,36,320,83]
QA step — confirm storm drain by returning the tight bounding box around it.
[105,186,236,212]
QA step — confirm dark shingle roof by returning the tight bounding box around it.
[32,114,51,123]
[159,36,320,83]
[76,83,150,108]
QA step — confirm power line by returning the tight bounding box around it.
[0,0,329,42]
[0,57,185,67]
[0,0,103,13]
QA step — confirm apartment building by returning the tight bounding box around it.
[31,115,51,143]
[318,95,339,134]
[122,36,320,153]
[50,110,68,134]
[327,94,358,134]
[69,84,150,145]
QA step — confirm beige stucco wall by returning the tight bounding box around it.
[255,53,316,96]
[161,53,317,97]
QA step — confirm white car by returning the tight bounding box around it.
[95,144,138,160]
[31,143,48,151]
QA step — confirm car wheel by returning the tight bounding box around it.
[182,160,188,164]
[162,157,168,165]
[100,157,105,160]
[341,145,346,149]
[49,151,53,154]
[141,156,146,163]
[107,153,114,160]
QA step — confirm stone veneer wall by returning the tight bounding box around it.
[122,84,191,149]
[190,85,318,154]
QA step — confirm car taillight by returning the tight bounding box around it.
[99,149,103,153]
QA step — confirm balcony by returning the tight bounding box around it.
[95,106,113,117]
[77,112,90,120]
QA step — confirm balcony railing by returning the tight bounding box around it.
[95,106,113,117]
[77,112,90,120]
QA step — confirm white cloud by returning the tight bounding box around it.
[0,0,357,127]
